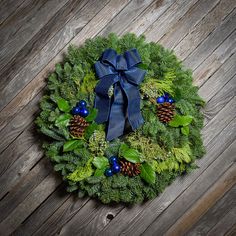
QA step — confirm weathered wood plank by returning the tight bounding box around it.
[0,0,68,71]
[47,200,122,236]
[58,201,123,236]
[33,196,90,236]
[98,116,236,235]
[207,207,236,236]
[0,172,61,236]
[184,8,236,70]
[124,0,176,36]
[186,186,236,236]
[0,0,25,25]
[0,124,39,176]
[159,0,220,49]
[163,164,236,236]
[193,30,236,87]
[198,52,236,101]
[0,91,42,156]
[11,184,70,236]
[100,0,154,37]
[0,0,111,112]
[224,224,236,236]
[0,142,43,200]
[0,158,53,223]
[144,0,199,42]
[174,0,236,61]
[203,97,236,146]
[0,0,88,99]
[202,75,236,126]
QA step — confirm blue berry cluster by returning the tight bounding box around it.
[105,156,121,177]
[156,93,174,104]
[71,100,89,117]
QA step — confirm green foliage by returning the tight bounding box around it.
[36,33,205,204]
[63,140,85,152]
[88,130,108,156]
[92,156,109,169]
[85,108,98,122]
[172,144,192,163]
[140,163,156,184]
[67,159,94,182]
[169,114,193,127]
[119,143,141,163]
[56,98,70,112]
[140,76,174,99]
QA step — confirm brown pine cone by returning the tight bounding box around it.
[120,159,141,177]
[157,102,175,123]
[69,115,89,138]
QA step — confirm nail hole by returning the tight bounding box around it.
[107,213,114,221]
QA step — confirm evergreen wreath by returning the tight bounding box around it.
[36,33,205,204]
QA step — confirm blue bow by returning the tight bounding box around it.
[94,48,146,141]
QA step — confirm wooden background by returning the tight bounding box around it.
[0,0,235,235]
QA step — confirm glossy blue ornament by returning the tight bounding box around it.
[79,108,89,117]
[77,100,87,108]
[164,92,169,99]
[156,96,165,104]
[105,168,113,177]
[109,156,118,165]
[112,164,121,174]
[167,98,174,103]
[71,107,81,115]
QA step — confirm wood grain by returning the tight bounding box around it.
[0,0,68,72]
[184,8,236,70]
[0,158,53,223]
[174,0,236,61]
[186,186,236,235]
[202,75,236,125]
[207,206,236,236]
[164,163,236,236]
[144,0,199,42]
[0,0,111,111]
[0,0,26,25]
[159,0,220,49]
[0,0,88,100]
[193,30,236,87]
[0,172,61,236]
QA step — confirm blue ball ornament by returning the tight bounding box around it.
[112,164,121,174]
[79,108,89,117]
[71,107,81,115]
[105,168,113,177]
[77,100,87,108]
[167,98,174,103]
[109,156,118,165]
[157,96,165,104]
[164,92,169,99]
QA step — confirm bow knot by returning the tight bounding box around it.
[94,48,146,141]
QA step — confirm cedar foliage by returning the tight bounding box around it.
[36,33,205,204]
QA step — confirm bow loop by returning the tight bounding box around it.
[94,48,146,141]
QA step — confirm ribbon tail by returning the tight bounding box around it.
[123,82,144,130]
[106,84,126,141]
[94,75,117,123]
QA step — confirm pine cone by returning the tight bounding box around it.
[157,102,175,123]
[69,115,89,138]
[120,159,141,177]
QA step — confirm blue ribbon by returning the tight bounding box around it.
[94,48,146,141]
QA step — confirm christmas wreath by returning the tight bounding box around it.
[36,33,205,204]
